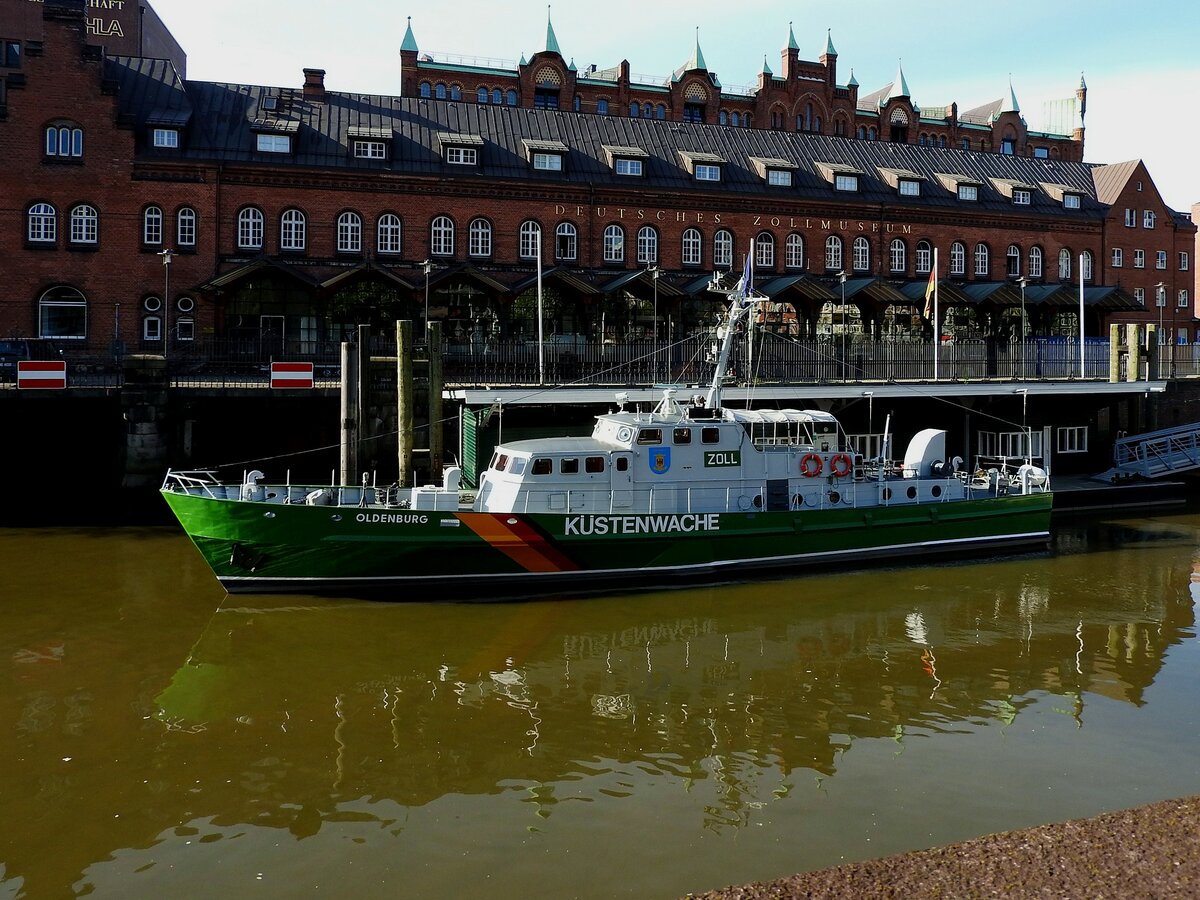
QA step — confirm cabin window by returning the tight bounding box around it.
[616,457,629,472]
[636,429,662,445]
[702,427,720,444]
[495,454,509,471]
[585,456,605,473]
[560,458,580,474]
[509,457,527,475]
[673,427,691,444]
[531,458,553,475]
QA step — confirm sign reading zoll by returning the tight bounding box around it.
[704,450,741,467]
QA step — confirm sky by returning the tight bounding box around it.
[149,0,1200,212]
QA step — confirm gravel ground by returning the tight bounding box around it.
[685,795,1200,899]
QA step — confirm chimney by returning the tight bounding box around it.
[303,68,326,101]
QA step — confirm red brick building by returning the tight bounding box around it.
[0,0,1194,360]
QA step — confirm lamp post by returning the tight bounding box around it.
[1155,281,1166,378]
[837,270,848,382]
[421,259,434,330]
[1015,275,1028,380]
[158,248,174,359]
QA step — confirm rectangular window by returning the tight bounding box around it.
[1134,250,1145,269]
[898,180,920,197]
[1063,194,1081,209]
[701,427,720,444]
[695,165,721,182]
[636,429,662,445]
[531,458,552,476]
[532,152,562,171]
[957,184,978,201]
[143,316,162,341]
[1143,210,1156,228]
[559,458,579,474]
[1179,290,1190,309]
[1180,252,1190,271]
[1012,189,1031,205]
[585,456,605,473]
[256,133,291,153]
[176,318,195,342]
[1156,250,1167,269]
[1111,249,1122,267]
[767,169,793,187]
[152,128,179,148]
[353,140,387,159]
[1124,208,1136,227]
[1057,426,1088,454]
[673,427,692,444]
[834,174,858,192]
[1032,147,1049,159]
[1133,287,1145,305]
[3,39,21,68]
[445,146,477,165]
[40,300,87,339]
[615,158,643,176]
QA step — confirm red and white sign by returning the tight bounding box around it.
[270,361,315,389]
[17,360,67,390]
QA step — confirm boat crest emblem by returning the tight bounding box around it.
[650,448,671,475]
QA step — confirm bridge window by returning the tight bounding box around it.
[701,427,720,444]
[636,429,662,445]
[531,458,552,475]
[585,457,606,473]
[673,428,692,444]
[560,458,580,474]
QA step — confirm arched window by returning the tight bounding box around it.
[468,218,492,257]
[867,127,877,140]
[681,227,702,266]
[785,233,804,269]
[655,104,665,120]
[38,285,87,339]
[642,102,653,118]
[856,126,866,139]
[719,110,728,126]
[630,102,640,117]
[1058,248,1072,280]
[506,90,518,106]
[237,207,263,250]
[435,83,446,100]
[974,242,989,277]
[337,211,362,253]
[1029,246,1044,279]
[176,207,197,247]
[430,215,455,256]
[477,86,488,103]
[597,99,609,115]
[1081,250,1093,281]
[69,204,97,244]
[755,231,774,269]
[949,241,966,276]
[713,229,733,268]
[852,236,870,272]
[1007,244,1021,277]
[419,82,431,98]
[519,220,542,259]
[730,112,740,127]
[915,240,932,274]
[377,213,402,254]
[280,209,306,251]
[44,124,83,158]
[637,225,658,264]
[825,235,843,272]
[450,85,462,101]
[27,202,57,243]
[603,224,625,263]
[491,88,502,105]
[555,222,577,261]
[890,238,906,273]
[143,205,163,246]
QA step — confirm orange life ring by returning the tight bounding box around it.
[830,453,853,478]
[800,453,823,477]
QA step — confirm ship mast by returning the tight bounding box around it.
[705,253,755,409]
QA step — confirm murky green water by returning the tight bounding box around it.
[2,513,1199,899]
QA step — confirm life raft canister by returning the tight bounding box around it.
[800,453,823,477]
[830,453,853,478]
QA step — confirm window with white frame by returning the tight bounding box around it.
[713,230,732,268]
[1179,290,1190,309]
[767,169,793,187]
[445,146,477,165]
[834,174,858,192]
[852,236,869,272]
[152,128,179,148]
[1007,244,1021,277]
[755,232,774,268]
[1133,287,1145,305]
[45,124,83,158]
[143,206,163,245]
[336,211,362,253]
[1059,249,1072,279]
[1063,194,1081,209]
[637,226,658,265]
[603,224,624,263]
[915,240,931,274]
[377,213,402,254]
[1057,426,1088,453]
[255,133,291,153]
[785,233,804,269]
[1180,252,1190,271]
[898,179,920,197]
[430,215,455,256]
[143,315,162,341]
[532,152,562,171]
[237,207,263,249]
[38,286,87,339]
[889,238,906,274]
[177,207,196,247]
[695,164,721,182]
[1156,250,1167,269]
[519,220,542,260]
[974,243,989,277]
[1081,250,1093,281]
[69,204,97,245]
[1029,246,1043,278]
[28,203,57,243]
[353,140,387,159]
[825,235,843,271]
[1012,189,1031,205]
[1112,248,1123,267]
[950,241,966,276]
[176,316,195,342]
[280,209,306,251]
[555,222,577,261]
[1124,208,1136,227]
[614,158,642,176]
[682,228,702,266]
[469,218,492,257]
[1133,249,1145,269]
[1143,210,1156,228]
[957,184,978,201]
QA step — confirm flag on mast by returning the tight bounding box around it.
[739,250,753,297]
[923,266,937,320]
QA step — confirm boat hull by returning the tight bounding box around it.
[161,489,1054,600]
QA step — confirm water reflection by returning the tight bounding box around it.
[2,516,1198,898]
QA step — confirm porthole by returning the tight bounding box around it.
[617,427,633,442]
[828,490,841,504]
[331,514,342,522]
[143,295,162,312]
[176,296,195,313]
[931,484,942,498]
[906,486,917,500]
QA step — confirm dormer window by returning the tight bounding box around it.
[616,158,642,176]
[816,161,863,193]
[878,167,924,199]
[604,144,649,177]
[1013,189,1031,205]
[152,128,179,148]
[354,140,386,158]
[679,151,726,183]
[835,174,858,192]
[446,147,477,165]
[768,170,792,187]
[522,139,568,173]
[958,184,978,201]
[256,133,291,153]
[437,132,483,166]
[347,125,391,160]
[750,156,797,188]
[1063,194,1081,210]
[898,180,919,197]
[533,153,562,171]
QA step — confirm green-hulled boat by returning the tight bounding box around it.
[162,271,1052,600]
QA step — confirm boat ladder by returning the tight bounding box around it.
[1097,422,1200,481]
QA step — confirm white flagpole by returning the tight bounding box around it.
[933,247,939,381]
[537,230,545,385]
[1078,253,1085,378]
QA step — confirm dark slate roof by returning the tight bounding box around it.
[104,56,1108,220]
[106,56,192,130]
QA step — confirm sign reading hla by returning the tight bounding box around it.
[554,204,915,233]
[27,0,127,36]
